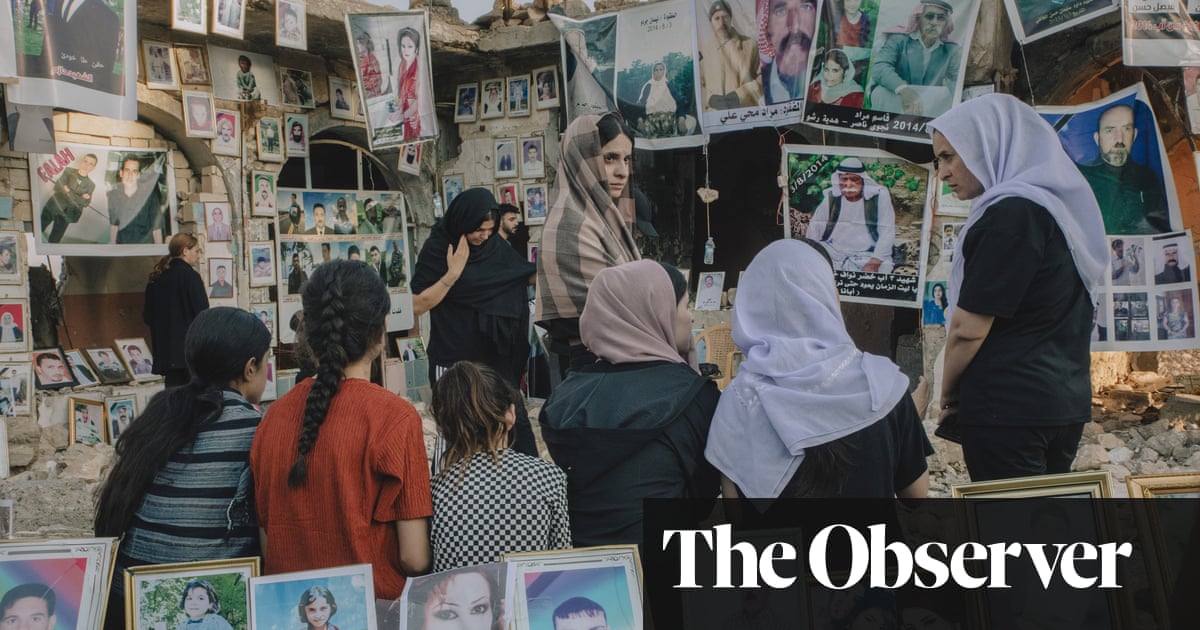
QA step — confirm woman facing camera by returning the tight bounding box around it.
[95,307,271,630]
[706,239,932,499]
[540,260,719,546]
[429,361,569,571]
[405,566,506,630]
[251,260,432,600]
[536,113,642,373]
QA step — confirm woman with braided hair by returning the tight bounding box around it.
[251,260,431,600]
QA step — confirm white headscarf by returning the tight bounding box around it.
[928,94,1108,323]
[705,239,910,498]
[830,157,885,201]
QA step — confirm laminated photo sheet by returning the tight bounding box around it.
[1094,230,1200,351]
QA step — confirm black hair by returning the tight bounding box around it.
[1,583,55,616]
[296,586,338,625]
[94,308,271,537]
[179,580,220,614]
[288,260,390,487]
[405,566,505,630]
[237,55,251,67]
[397,26,422,51]
[553,597,606,626]
[498,203,520,217]
[658,263,687,304]
[597,112,635,147]
[35,352,61,368]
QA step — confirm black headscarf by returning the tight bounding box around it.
[412,188,536,382]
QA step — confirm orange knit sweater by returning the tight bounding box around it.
[251,378,432,600]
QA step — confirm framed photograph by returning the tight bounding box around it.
[142,40,179,90]
[1127,472,1200,627]
[32,347,74,390]
[345,11,438,149]
[115,337,158,381]
[397,564,508,630]
[523,183,548,225]
[258,117,284,162]
[126,557,260,630]
[83,348,130,385]
[494,182,518,207]
[251,171,277,217]
[211,108,241,156]
[279,67,316,109]
[0,538,119,630]
[172,0,207,34]
[0,499,11,539]
[68,397,105,446]
[443,175,465,209]
[398,143,422,176]
[695,272,725,311]
[519,136,545,179]
[212,0,246,39]
[207,258,236,301]
[507,74,531,117]
[455,83,479,123]
[249,242,277,287]
[328,76,356,120]
[534,65,559,110]
[104,395,138,445]
[276,0,308,50]
[480,78,505,119]
[0,231,23,284]
[0,363,32,416]
[63,350,99,388]
[182,90,216,139]
[529,245,538,264]
[395,336,426,362]
[249,564,377,630]
[251,303,278,345]
[204,202,233,242]
[285,113,310,159]
[503,546,643,630]
[951,470,1113,499]
[208,46,280,104]
[495,138,518,179]
[175,44,211,85]
[260,355,278,402]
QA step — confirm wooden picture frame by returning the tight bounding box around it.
[211,0,247,40]
[182,90,217,139]
[115,337,157,382]
[68,396,106,446]
[257,117,284,162]
[172,0,207,35]
[63,350,99,388]
[85,348,132,384]
[174,44,211,86]
[142,40,180,90]
[1127,472,1200,628]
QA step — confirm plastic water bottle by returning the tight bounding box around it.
[703,237,714,265]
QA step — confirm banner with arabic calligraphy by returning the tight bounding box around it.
[1004,0,1119,44]
[552,1,704,149]
[1121,0,1200,66]
[801,0,981,143]
[782,145,931,308]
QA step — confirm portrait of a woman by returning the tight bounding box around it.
[923,282,949,325]
[390,27,423,141]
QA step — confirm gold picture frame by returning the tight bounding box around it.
[1126,472,1200,628]
[125,557,260,630]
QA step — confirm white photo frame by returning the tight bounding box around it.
[519,136,545,179]
[276,0,308,50]
[455,83,479,123]
[0,538,119,630]
[534,65,560,110]
[104,394,137,444]
[250,303,278,345]
[279,67,316,109]
[212,108,241,156]
[203,202,233,242]
[0,231,23,285]
[502,546,643,630]
[250,564,377,630]
[0,363,32,416]
[494,138,518,179]
[258,117,284,162]
[507,74,531,117]
[285,113,310,158]
[248,241,277,287]
[496,182,519,208]
[696,271,725,311]
[142,40,179,90]
[0,300,30,353]
[251,171,277,217]
[480,78,505,119]
[397,143,422,176]
[211,0,246,39]
[172,0,207,35]
[182,90,217,139]
[443,175,465,209]
[63,350,99,388]
[329,76,356,120]
[523,183,548,225]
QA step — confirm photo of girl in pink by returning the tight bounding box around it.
[389,27,423,141]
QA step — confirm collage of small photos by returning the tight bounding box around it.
[443,67,561,236]
[1098,231,1199,351]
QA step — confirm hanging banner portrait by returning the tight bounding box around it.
[1004,0,1119,44]
[0,1,16,81]
[1092,230,1200,351]
[782,145,930,307]
[275,188,413,331]
[613,0,704,149]
[29,144,177,256]
[6,0,136,120]
[802,0,981,143]
[346,11,438,150]
[1037,83,1182,237]
[550,13,619,121]
[1121,0,1200,66]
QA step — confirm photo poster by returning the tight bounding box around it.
[275,188,414,333]
[550,12,619,124]
[1005,0,1120,44]
[345,11,438,150]
[612,0,705,149]
[1095,230,1200,351]
[782,145,931,307]
[397,564,510,630]
[1185,66,1200,134]
[128,563,255,630]
[504,549,643,630]
[1121,0,1200,67]
[1037,83,1183,238]
[801,0,982,143]
[6,0,137,120]
[29,144,178,256]
[692,0,808,133]
[0,0,16,82]
[0,538,118,630]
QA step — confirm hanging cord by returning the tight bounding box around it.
[774,131,788,227]
[703,140,712,238]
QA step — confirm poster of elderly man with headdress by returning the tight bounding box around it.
[784,146,931,307]
[803,0,980,142]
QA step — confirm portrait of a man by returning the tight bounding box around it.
[34,350,73,386]
[206,205,232,242]
[106,155,165,245]
[306,203,329,235]
[39,153,98,244]
[759,0,817,105]
[807,157,896,273]
[1110,238,1142,287]
[0,583,57,630]
[1076,103,1170,235]
[1155,242,1192,285]
[90,349,129,382]
[209,264,234,298]
[701,0,762,110]
[868,0,960,117]
[125,344,154,375]
[521,140,544,178]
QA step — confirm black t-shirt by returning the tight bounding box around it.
[956,197,1092,427]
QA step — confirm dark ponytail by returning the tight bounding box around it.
[95,307,271,537]
[288,260,389,487]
